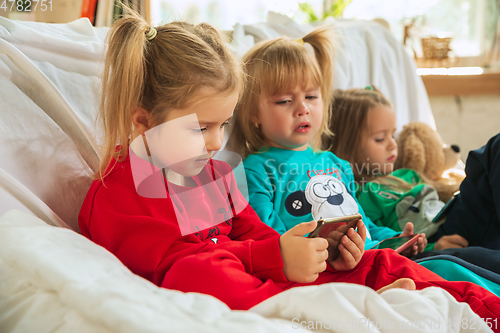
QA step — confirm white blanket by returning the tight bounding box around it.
[0,210,491,333]
[0,17,105,231]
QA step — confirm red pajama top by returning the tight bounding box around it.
[78,152,288,287]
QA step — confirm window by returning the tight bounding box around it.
[150,0,323,30]
[343,0,499,63]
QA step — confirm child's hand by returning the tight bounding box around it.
[327,220,366,271]
[434,234,468,250]
[400,222,427,257]
[279,221,329,283]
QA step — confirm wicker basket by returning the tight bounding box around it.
[421,37,452,60]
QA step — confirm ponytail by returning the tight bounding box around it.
[99,9,149,177]
[303,26,336,149]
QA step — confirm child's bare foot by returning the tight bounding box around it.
[376,278,416,294]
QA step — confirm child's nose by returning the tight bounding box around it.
[295,101,310,117]
[388,136,397,150]
[205,130,223,154]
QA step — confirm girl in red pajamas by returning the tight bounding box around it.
[78,10,500,323]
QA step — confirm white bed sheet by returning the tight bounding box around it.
[0,210,490,333]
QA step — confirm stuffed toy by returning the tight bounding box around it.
[395,122,465,202]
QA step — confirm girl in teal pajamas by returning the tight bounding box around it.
[230,28,427,255]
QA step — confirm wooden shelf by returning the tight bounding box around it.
[415,56,500,96]
[421,72,500,96]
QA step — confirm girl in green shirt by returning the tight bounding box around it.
[325,87,467,251]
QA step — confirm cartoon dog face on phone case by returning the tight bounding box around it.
[305,175,358,221]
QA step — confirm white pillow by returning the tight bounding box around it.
[0,17,106,232]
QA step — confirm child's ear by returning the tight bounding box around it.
[132,107,151,135]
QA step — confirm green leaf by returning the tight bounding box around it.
[298,2,319,22]
[324,0,353,18]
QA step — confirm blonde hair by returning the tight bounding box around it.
[230,26,336,157]
[97,8,243,178]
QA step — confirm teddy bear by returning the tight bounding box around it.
[395,121,465,202]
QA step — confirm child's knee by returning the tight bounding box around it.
[161,250,245,289]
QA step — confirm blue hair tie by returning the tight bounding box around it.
[365,85,374,90]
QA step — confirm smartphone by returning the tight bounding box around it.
[369,234,420,253]
[307,213,362,262]
[432,191,460,223]
[307,213,362,239]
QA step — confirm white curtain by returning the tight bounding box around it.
[149,0,323,29]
